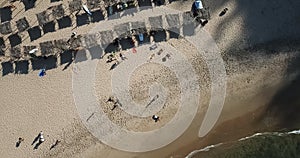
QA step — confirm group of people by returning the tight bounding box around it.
[106,51,127,63]
[16,131,60,150]
[106,96,160,122]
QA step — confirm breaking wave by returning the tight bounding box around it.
[185,129,300,158]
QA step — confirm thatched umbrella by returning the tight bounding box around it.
[83,33,98,48]
[87,0,101,10]
[36,10,53,26]
[54,39,69,51]
[69,35,83,50]
[182,11,194,25]
[40,41,55,56]
[69,0,82,13]
[114,22,131,38]
[23,45,38,58]
[165,13,180,29]
[16,17,30,32]
[0,37,5,53]
[0,21,12,35]
[52,4,65,19]
[149,16,163,30]
[131,21,147,35]
[99,30,114,46]
[10,46,21,59]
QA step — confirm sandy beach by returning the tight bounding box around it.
[0,0,300,157]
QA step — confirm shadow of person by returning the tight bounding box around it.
[109,61,120,70]
[16,137,24,147]
[31,135,39,145]
[62,60,73,71]
[111,104,118,111]
[34,141,42,150]
[50,140,60,150]
[16,141,20,147]
[146,95,159,108]
[219,8,228,16]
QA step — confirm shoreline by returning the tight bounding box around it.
[186,129,300,158]
[178,72,300,158]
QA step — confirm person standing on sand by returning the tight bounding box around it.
[33,131,45,149]
[71,32,77,38]
[16,137,24,147]
[38,131,45,144]
[152,115,160,122]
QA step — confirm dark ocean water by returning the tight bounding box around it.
[186,129,300,158]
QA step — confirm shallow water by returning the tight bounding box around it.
[186,129,300,158]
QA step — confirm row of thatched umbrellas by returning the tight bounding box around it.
[1,0,185,61]
[0,0,190,60]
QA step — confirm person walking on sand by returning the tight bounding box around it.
[34,131,45,149]
[39,131,45,143]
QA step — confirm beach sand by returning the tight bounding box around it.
[0,0,300,157]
